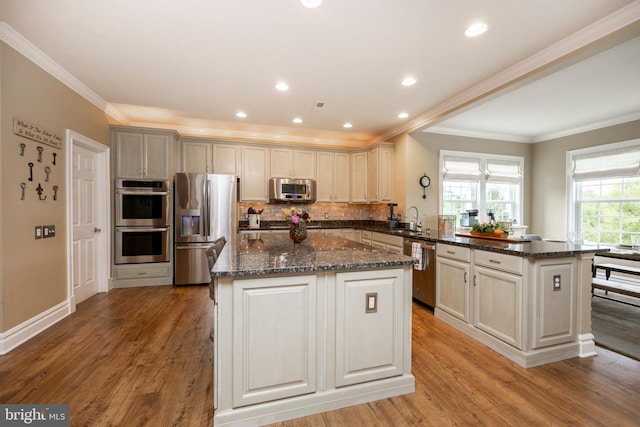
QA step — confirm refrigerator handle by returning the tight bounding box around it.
[204,178,210,238]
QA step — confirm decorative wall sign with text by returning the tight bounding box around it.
[13,118,63,149]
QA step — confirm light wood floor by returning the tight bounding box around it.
[1,286,639,426]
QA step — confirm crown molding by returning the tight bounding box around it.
[371,1,640,144]
[423,126,535,143]
[0,22,129,123]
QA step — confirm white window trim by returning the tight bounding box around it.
[566,138,640,241]
[439,150,524,221]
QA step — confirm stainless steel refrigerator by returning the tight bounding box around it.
[174,173,237,285]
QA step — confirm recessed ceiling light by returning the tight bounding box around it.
[293,117,303,124]
[236,111,247,118]
[398,112,409,119]
[465,22,488,37]
[300,0,322,8]
[275,81,289,91]
[401,77,416,86]
[343,122,353,129]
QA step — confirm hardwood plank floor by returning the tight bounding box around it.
[1,286,639,426]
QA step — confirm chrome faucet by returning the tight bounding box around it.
[407,206,419,231]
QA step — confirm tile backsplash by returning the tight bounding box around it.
[239,202,391,222]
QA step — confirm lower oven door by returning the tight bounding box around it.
[115,227,170,264]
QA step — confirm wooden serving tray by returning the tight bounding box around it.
[455,232,531,243]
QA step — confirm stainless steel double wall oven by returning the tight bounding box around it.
[114,179,170,264]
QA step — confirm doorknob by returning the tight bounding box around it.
[94,227,102,233]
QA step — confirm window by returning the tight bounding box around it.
[569,140,640,245]
[440,151,523,223]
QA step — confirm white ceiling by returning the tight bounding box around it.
[1,0,639,147]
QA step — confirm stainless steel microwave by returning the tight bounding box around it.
[268,178,316,203]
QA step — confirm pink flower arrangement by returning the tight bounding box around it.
[283,207,311,225]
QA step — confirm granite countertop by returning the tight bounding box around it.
[211,232,416,278]
[239,220,610,259]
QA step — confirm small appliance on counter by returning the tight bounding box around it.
[387,203,400,229]
[247,207,263,229]
[459,209,479,227]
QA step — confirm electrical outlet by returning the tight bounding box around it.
[365,292,377,313]
[324,212,329,219]
[35,225,42,239]
[43,225,56,238]
[553,274,561,291]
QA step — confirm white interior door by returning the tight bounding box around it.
[67,130,110,308]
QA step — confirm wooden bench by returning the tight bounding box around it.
[592,277,640,308]
[593,263,640,280]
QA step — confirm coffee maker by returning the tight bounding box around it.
[459,209,479,227]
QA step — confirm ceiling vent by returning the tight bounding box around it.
[311,101,325,111]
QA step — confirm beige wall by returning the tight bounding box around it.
[1,42,110,332]
[531,119,640,240]
[399,131,533,232]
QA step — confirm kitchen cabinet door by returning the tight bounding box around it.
[436,256,470,322]
[473,265,522,349]
[378,145,394,202]
[116,132,145,178]
[315,152,334,202]
[368,147,379,202]
[114,130,171,179]
[241,146,269,201]
[182,141,212,173]
[213,144,240,174]
[270,148,293,177]
[335,269,404,387]
[350,152,368,203]
[232,275,317,407]
[334,152,350,202]
[271,148,316,178]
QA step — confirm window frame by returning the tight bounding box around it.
[567,138,640,244]
[440,150,524,223]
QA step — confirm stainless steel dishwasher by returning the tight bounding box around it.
[403,238,436,307]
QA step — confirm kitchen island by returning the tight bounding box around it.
[210,233,416,426]
[427,234,609,368]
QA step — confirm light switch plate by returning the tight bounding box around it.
[35,225,42,239]
[43,225,56,238]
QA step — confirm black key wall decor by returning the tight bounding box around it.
[37,146,43,162]
[20,182,26,200]
[53,185,59,201]
[44,166,51,182]
[52,152,57,165]
[28,162,34,181]
[36,183,46,200]
[20,143,26,156]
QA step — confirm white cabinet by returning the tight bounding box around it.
[435,244,588,367]
[213,144,240,175]
[214,266,414,425]
[368,144,394,203]
[270,148,315,179]
[473,266,522,349]
[472,250,523,349]
[436,244,471,322]
[350,151,368,203]
[316,151,350,202]
[368,147,379,202]
[181,141,240,174]
[231,275,317,407]
[114,130,173,179]
[182,140,212,173]
[335,269,404,387]
[371,232,403,254]
[241,146,269,201]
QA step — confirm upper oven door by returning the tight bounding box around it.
[115,190,169,227]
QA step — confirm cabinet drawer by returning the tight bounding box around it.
[114,264,171,279]
[474,250,523,275]
[436,243,470,262]
[372,232,403,247]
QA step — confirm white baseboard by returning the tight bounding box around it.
[0,300,71,355]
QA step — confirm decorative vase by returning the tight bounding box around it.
[289,222,308,243]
